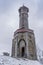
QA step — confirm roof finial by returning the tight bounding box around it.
[23,3,24,7]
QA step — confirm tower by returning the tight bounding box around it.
[11,5,37,60]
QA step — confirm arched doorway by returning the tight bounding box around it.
[18,39,26,57]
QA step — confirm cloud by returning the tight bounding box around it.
[36,0,43,19]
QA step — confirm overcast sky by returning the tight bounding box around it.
[0,0,43,55]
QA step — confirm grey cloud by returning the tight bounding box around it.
[36,0,43,19]
[0,0,17,13]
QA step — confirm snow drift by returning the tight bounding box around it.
[0,55,42,65]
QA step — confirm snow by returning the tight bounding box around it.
[0,55,42,65]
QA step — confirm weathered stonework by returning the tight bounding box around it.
[11,5,37,60]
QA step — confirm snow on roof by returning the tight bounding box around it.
[0,55,42,65]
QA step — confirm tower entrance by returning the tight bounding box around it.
[18,39,26,58]
[21,47,25,57]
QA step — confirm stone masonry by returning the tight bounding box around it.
[11,5,37,60]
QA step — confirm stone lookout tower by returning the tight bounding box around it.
[11,5,37,60]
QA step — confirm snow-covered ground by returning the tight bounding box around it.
[0,55,42,65]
